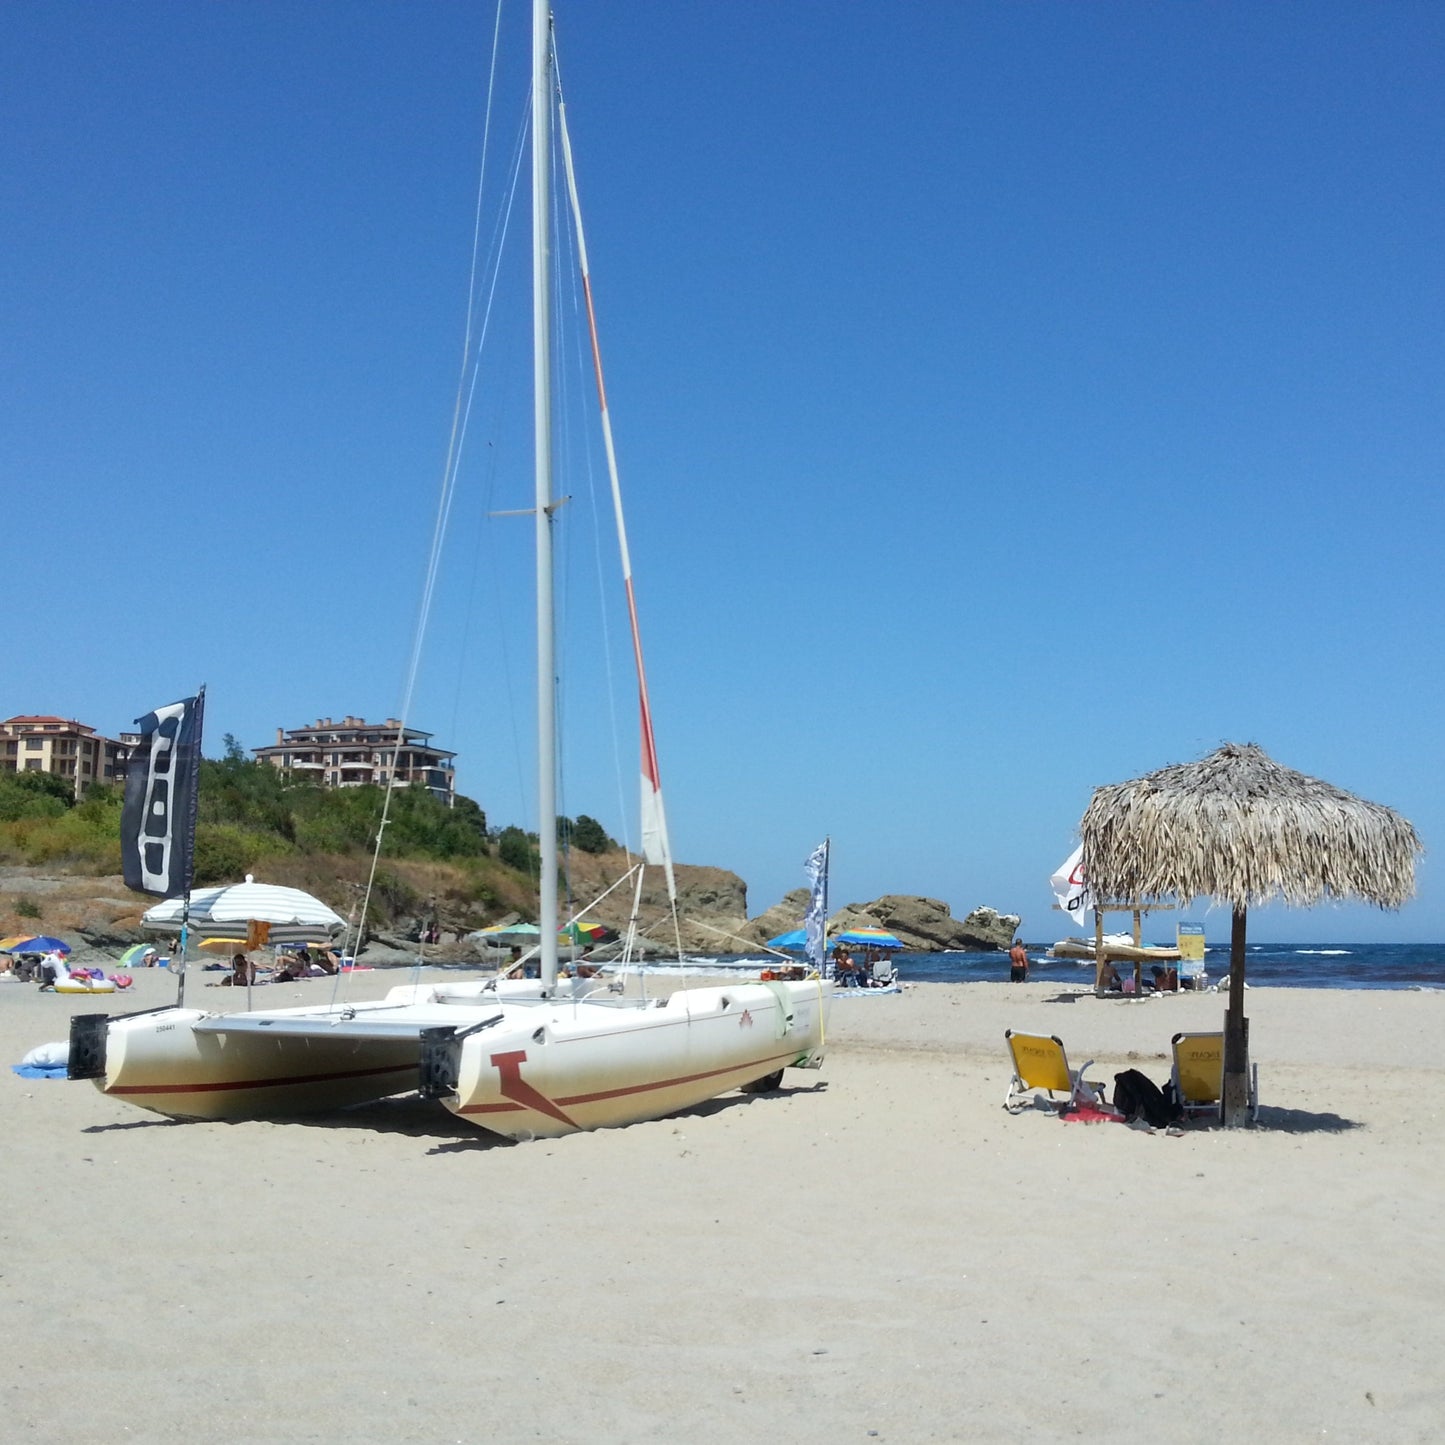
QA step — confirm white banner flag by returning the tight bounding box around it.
[1050,845,1094,927]
[803,839,829,971]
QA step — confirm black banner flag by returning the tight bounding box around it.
[120,692,205,898]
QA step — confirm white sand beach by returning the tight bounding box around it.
[3,967,1442,1443]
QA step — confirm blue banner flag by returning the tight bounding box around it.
[121,692,205,898]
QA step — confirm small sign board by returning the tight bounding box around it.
[1176,923,1206,962]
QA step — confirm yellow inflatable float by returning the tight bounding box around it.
[55,973,118,995]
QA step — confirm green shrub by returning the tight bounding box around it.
[569,814,614,854]
[0,771,73,822]
[192,825,288,885]
[367,868,419,926]
[497,826,536,873]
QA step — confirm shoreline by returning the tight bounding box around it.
[5,973,1443,1441]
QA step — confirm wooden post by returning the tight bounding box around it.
[1093,908,1105,991]
[1222,906,1251,1126]
[1131,907,1143,995]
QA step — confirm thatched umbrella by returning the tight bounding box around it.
[1081,742,1422,1125]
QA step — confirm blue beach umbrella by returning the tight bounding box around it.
[2,934,70,954]
[766,928,808,950]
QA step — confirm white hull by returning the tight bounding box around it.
[77,979,831,1131]
[86,998,439,1119]
[444,979,831,1139]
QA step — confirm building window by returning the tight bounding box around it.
[25,759,42,770]
[25,738,42,750]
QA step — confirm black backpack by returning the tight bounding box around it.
[1113,1068,1178,1129]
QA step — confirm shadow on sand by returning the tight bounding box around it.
[1245,1105,1362,1134]
[83,1094,488,1143]
[426,1079,831,1154]
[82,1078,830,1150]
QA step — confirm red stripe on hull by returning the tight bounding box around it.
[456,1046,798,1116]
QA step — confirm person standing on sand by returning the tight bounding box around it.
[1009,939,1029,982]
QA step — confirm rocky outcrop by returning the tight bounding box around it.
[738,888,812,947]
[559,853,751,953]
[1,862,1019,961]
[830,896,1018,952]
[739,891,1021,953]
[954,907,1021,952]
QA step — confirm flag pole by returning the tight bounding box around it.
[174,684,205,1008]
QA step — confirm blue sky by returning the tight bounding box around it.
[5,2,1442,944]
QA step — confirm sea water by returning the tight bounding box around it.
[659,942,1445,990]
[893,942,1445,991]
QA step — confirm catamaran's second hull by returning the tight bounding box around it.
[77,1006,427,1121]
[442,979,832,1139]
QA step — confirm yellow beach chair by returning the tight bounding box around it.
[1171,1031,1258,1122]
[1004,1030,1105,1113]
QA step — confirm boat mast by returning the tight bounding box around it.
[533,0,559,990]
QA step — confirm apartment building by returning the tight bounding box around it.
[0,715,130,798]
[253,716,456,804]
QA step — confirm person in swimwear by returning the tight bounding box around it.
[1008,939,1029,982]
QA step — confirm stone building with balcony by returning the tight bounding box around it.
[252,716,456,804]
[0,715,130,798]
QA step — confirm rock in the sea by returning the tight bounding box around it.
[744,893,1022,953]
[955,906,1021,952]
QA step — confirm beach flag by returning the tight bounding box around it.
[121,692,205,898]
[804,838,830,971]
[1050,845,1095,926]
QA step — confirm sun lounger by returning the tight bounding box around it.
[1004,1030,1105,1113]
[1170,1031,1258,1122]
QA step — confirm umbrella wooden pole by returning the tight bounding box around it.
[1222,906,1251,1126]
[1132,907,1143,995]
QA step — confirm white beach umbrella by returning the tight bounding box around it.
[142,875,346,941]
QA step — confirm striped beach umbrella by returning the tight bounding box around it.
[831,927,905,950]
[559,921,610,944]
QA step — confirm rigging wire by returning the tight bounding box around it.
[342,2,515,980]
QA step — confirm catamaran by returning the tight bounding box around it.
[69,2,832,1136]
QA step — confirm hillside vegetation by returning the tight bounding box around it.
[0,746,618,935]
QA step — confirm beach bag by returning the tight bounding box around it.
[1112,1068,1176,1128]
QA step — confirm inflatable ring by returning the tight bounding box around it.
[55,976,117,994]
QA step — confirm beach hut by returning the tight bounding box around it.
[1080,742,1422,1126]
